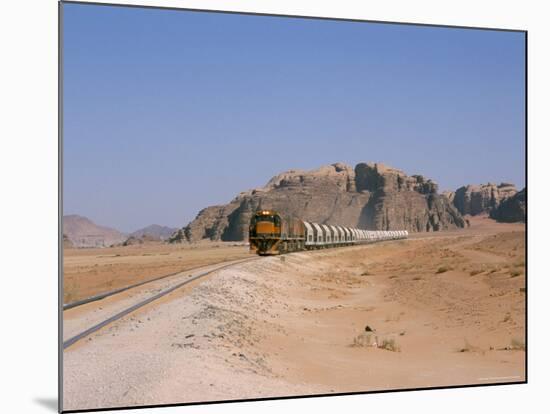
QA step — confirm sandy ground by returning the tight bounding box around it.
[62,257,258,342]
[63,217,525,411]
[63,242,250,303]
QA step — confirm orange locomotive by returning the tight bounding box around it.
[248,210,305,255]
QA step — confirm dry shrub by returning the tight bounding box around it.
[351,333,378,348]
[470,269,483,276]
[436,266,451,274]
[351,334,401,352]
[379,338,401,352]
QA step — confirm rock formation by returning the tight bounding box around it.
[490,188,526,223]
[122,234,160,246]
[129,224,177,241]
[449,183,517,216]
[174,162,466,242]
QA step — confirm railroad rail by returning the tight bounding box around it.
[63,257,255,310]
[63,257,261,349]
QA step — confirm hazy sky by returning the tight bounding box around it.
[62,3,525,233]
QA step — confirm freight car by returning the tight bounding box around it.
[249,210,408,256]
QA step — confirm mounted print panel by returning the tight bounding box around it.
[60,2,526,412]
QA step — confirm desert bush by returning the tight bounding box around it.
[436,266,451,274]
[379,338,401,352]
[470,269,483,276]
[351,333,377,348]
[510,270,522,277]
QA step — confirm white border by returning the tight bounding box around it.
[1,1,547,413]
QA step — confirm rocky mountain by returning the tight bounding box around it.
[129,224,177,241]
[445,183,517,216]
[122,234,161,246]
[176,162,466,243]
[63,215,126,248]
[490,188,526,223]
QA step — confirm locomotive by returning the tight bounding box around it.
[249,210,408,256]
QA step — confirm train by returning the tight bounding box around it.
[249,209,408,255]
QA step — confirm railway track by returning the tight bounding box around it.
[63,256,261,349]
[63,257,255,310]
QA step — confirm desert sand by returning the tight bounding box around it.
[63,216,525,411]
[63,241,250,303]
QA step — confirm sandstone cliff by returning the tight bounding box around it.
[449,183,517,216]
[490,188,526,223]
[174,162,466,242]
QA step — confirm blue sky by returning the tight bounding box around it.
[62,3,525,232]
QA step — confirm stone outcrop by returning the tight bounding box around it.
[449,183,518,216]
[176,162,466,242]
[122,234,160,246]
[441,191,455,203]
[129,224,177,241]
[490,188,526,223]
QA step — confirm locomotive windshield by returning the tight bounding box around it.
[253,214,281,226]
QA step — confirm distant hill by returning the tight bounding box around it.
[129,224,177,241]
[63,215,126,248]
